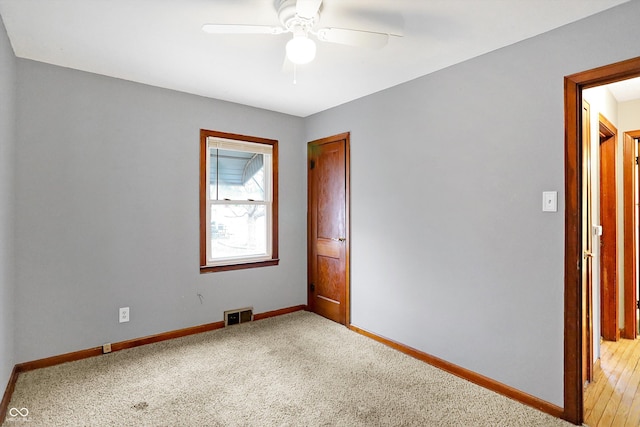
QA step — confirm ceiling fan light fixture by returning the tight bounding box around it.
[286,34,316,65]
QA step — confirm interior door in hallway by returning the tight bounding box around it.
[307,133,350,325]
[599,115,618,342]
[623,131,639,339]
[582,99,594,385]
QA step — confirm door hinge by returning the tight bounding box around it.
[310,160,315,169]
[310,283,315,292]
[637,300,640,309]
[636,156,638,165]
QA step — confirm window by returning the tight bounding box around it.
[200,129,278,272]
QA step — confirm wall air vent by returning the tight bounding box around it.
[224,307,254,326]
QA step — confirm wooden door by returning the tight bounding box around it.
[599,115,618,342]
[582,99,594,386]
[308,133,350,325]
[623,131,639,339]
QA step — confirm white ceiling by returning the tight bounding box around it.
[0,0,633,117]
[606,77,640,102]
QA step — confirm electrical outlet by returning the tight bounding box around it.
[102,343,112,353]
[119,307,130,323]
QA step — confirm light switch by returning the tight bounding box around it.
[542,191,557,212]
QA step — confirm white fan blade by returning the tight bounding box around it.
[296,0,322,19]
[202,24,285,35]
[316,28,389,49]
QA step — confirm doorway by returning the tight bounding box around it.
[307,132,350,325]
[564,56,640,425]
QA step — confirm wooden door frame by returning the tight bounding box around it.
[307,132,351,326]
[564,56,640,425]
[599,114,618,342]
[624,130,640,339]
[581,99,593,386]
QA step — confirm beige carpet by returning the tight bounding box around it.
[3,311,571,426]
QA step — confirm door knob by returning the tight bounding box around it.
[331,237,346,242]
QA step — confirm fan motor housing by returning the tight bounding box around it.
[276,0,318,30]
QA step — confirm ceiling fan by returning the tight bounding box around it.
[202,0,400,65]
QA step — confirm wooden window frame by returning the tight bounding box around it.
[199,129,279,273]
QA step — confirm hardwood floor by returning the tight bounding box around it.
[584,337,640,427]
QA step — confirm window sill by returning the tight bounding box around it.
[200,258,280,274]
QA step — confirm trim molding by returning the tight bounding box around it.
[0,366,19,423]
[349,324,564,420]
[253,305,307,321]
[1,304,306,423]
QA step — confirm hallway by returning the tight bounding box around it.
[584,337,640,426]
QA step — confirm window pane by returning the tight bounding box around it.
[210,148,266,201]
[210,204,267,260]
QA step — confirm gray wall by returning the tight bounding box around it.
[5,0,640,412]
[14,60,307,362]
[0,15,16,391]
[305,0,640,407]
